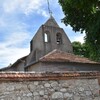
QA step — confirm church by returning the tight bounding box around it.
[0,16,100,72]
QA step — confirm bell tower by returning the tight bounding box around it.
[26,16,73,65]
[42,16,73,54]
[26,0,73,65]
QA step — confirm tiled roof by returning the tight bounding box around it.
[39,49,100,64]
[0,72,100,81]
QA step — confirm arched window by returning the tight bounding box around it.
[56,33,62,44]
[44,31,50,43]
[44,33,48,42]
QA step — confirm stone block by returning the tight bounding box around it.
[52,92,63,99]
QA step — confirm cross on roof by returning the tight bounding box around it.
[47,0,52,17]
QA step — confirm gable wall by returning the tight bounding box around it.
[26,26,45,65]
[43,26,73,53]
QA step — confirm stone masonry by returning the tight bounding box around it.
[0,72,100,100]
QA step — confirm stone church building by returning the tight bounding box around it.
[1,16,100,71]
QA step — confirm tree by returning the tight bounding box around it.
[59,0,100,61]
[72,41,90,58]
[72,41,82,56]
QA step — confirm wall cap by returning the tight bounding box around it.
[0,71,100,81]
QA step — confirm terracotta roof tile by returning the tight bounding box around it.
[0,72,100,81]
[39,49,100,64]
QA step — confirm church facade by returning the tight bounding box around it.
[0,16,100,72]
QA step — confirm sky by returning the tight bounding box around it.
[0,0,85,68]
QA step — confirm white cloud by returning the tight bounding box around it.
[2,0,59,18]
[71,33,85,43]
[37,9,49,18]
[67,27,86,43]
[0,19,6,27]
[5,32,30,46]
[0,47,29,68]
[23,0,44,14]
[0,0,45,68]
[3,0,47,17]
[0,32,31,68]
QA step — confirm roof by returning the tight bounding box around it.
[0,66,11,71]
[0,56,27,71]
[44,16,59,27]
[11,55,27,67]
[39,49,100,64]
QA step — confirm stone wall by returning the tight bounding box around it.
[0,72,100,100]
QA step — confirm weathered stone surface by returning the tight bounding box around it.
[78,87,84,91]
[34,81,39,85]
[17,97,21,100]
[26,93,33,97]
[94,97,100,100]
[6,85,14,91]
[44,95,48,99]
[52,92,63,99]
[39,90,44,96]
[85,91,92,96]
[44,83,50,88]
[33,92,39,96]
[34,96,40,100]
[64,93,73,98]
[51,81,59,87]
[60,88,66,92]
[22,97,32,100]
[74,96,80,100]
[27,84,36,92]
[0,79,99,99]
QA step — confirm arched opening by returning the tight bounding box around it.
[44,31,50,43]
[56,33,62,44]
[44,33,48,42]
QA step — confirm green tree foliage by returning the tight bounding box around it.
[72,41,90,58]
[72,41,82,55]
[59,0,100,61]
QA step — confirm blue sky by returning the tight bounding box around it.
[0,0,85,68]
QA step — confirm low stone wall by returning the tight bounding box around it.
[0,72,100,100]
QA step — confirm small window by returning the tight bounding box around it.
[30,40,33,52]
[44,33,48,42]
[44,31,50,43]
[56,33,62,44]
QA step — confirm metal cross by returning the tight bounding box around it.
[47,0,52,17]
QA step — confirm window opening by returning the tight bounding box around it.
[44,33,48,42]
[56,33,62,44]
[30,40,33,52]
